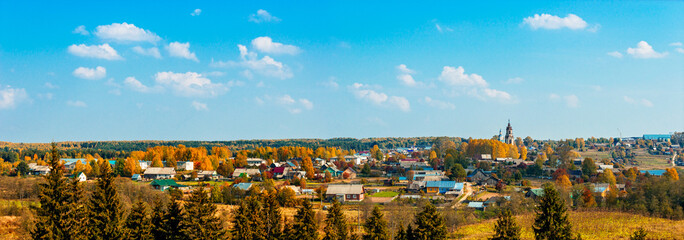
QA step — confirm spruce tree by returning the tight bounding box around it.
[413,203,447,240]
[263,192,283,240]
[394,224,407,240]
[289,200,319,240]
[491,209,520,240]
[629,228,647,240]
[125,201,153,240]
[181,187,226,240]
[31,142,69,240]
[64,179,89,240]
[231,196,264,240]
[164,196,186,240]
[150,199,167,240]
[323,200,349,240]
[87,161,124,240]
[405,224,416,240]
[532,184,574,240]
[363,206,390,240]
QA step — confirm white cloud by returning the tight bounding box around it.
[132,46,162,59]
[37,93,53,100]
[211,45,293,79]
[260,94,313,114]
[677,48,684,54]
[66,100,87,108]
[72,25,89,35]
[627,41,668,59]
[438,66,488,87]
[549,93,560,100]
[191,9,202,16]
[623,96,653,107]
[0,85,28,110]
[505,77,524,84]
[94,22,160,43]
[68,43,122,60]
[124,77,158,93]
[607,51,623,58]
[191,101,208,111]
[154,72,227,97]
[44,82,58,89]
[435,23,453,33]
[482,88,512,101]
[397,74,417,87]
[670,42,682,47]
[320,77,339,89]
[349,83,410,112]
[423,97,455,110]
[249,9,280,23]
[299,99,314,110]
[166,42,198,62]
[396,64,415,74]
[523,13,588,30]
[564,95,579,108]
[72,66,106,80]
[251,36,300,55]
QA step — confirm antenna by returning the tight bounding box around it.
[617,128,622,139]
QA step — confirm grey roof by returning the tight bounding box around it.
[144,167,176,175]
[326,184,364,195]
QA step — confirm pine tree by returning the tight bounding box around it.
[491,209,520,240]
[164,197,186,240]
[263,192,283,240]
[323,200,349,240]
[405,224,416,240]
[125,201,153,240]
[363,206,390,240]
[532,184,574,240]
[87,161,124,240]
[394,224,407,240]
[413,204,447,240]
[64,179,89,240]
[150,199,167,240]
[182,187,226,240]
[288,200,319,240]
[231,196,265,240]
[31,142,69,240]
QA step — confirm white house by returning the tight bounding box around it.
[177,161,194,171]
[247,158,266,167]
[143,167,176,179]
[76,172,87,182]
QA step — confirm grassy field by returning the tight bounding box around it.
[454,211,684,240]
[370,191,399,198]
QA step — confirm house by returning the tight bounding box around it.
[138,161,149,170]
[270,166,289,179]
[342,168,357,179]
[232,168,261,179]
[467,169,489,183]
[150,179,187,191]
[481,154,492,160]
[233,182,253,191]
[425,181,463,194]
[62,158,88,170]
[28,163,50,175]
[75,172,87,182]
[467,201,486,211]
[407,181,427,192]
[326,184,365,202]
[400,159,429,169]
[196,170,218,180]
[247,158,266,167]
[143,167,176,179]
[526,188,544,199]
[484,196,510,207]
[177,161,194,171]
[131,174,142,181]
[321,165,340,177]
[410,170,445,181]
[330,155,366,165]
[281,185,302,195]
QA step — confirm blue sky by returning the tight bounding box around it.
[0,1,682,142]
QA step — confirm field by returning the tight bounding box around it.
[454,211,684,239]
[370,191,399,198]
[582,149,678,170]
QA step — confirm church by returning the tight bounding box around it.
[498,120,514,144]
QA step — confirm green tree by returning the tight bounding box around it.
[124,201,153,240]
[286,200,319,240]
[263,192,283,240]
[16,161,30,176]
[323,200,349,240]
[448,163,467,181]
[164,197,186,240]
[413,203,447,240]
[394,224,407,240]
[363,206,390,240]
[231,196,265,240]
[581,158,597,176]
[64,179,89,240]
[150,199,167,240]
[532,184,574,240]
[361,163,372,175]
[31,142,69,240]
[88,161,124,240]
[181,187,225,240]
[491,209,520,240]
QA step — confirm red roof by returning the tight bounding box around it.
[272,166,286,174]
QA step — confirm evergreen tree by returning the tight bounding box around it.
[150,199,167,240]
[263,192,283,240]
[31,142,69,240]
[490,209,520,240]
[629,228,647,240]
[363,206,390,240]
[125,201,153,240]
[231,196,265,240]
[405,224,416,240]
[288,200,319,240]
[394,224,406,240]
[163,196,186,240]
[323,200,349,240]
[87,161,124,240]
[532,184,574,240]
[413,204,447,240]
[64,179,89,240]
[182,187,226,240]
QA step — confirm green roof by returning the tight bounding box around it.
[529,188,544,197]
[150,179,186,188]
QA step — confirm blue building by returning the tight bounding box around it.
[642,134,671,141]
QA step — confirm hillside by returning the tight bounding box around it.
[454,211,684,239]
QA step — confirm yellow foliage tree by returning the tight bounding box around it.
[664,168,679,181]
[519,146,528,160]
[555,175,572,189]
[123,157,141,176]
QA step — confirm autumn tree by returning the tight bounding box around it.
[581,187,596,208]
[302,156,315,179]
[664,168,679,181]
[363,206,390,240]
[323,200,349,240]
[581,158,597,176]
[264,192,283,240]
[491,209,520,240]
[413,203,447,240]
[182,187,225,240]
[555,175,572,190]
[164,196,186,240]
[88,161,124,240]
[532,184,575,240]
[150,199,167,240]
[231,196,265,240]
[64,179,89,240]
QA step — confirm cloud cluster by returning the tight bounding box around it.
[0,85,28,110]
[438,66,512,102]
[256,94,313,114]
[154,72,227,97]
[627,41,667,59]
[549,93,579,108]
[423,97,455,110]
[72,25,89,35]
[72,66,106,80]
[523,13,588,30]
[68,43,122,60]
[191,9,202,16]
[132,46,162,59]
[623,96,653,107]
[249,9,280,23]
[251,37,300,55]
[191,101,208,111]
[349,83,410,112]
[94,23,160,43]
[396,64,422,87]
[211,45,292,79]
[166,42,198,61]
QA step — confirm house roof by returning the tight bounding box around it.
[272,166,286,174]
[528,188,544,197]
[468,202,484,208]
[326,184,364,195]
[426,181,456,189]
[150,179,185,188]
[144,167,176,175]
[233,182,253,191]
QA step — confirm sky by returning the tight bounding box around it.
[0,1,683,143]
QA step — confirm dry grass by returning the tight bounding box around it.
[0,216,21,240]
[454,211,684,240]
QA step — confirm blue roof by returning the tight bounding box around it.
[233,183,253,191]
[595,187,608,193]
[454,183,464,191]
[398,177,407,181]
[640,170,665,176]
[61,158,87,164]
[426,181,456,188]
[108,160,116,165]
[423,167,434,171]
[468,202,484,208]
[643,134,671,140]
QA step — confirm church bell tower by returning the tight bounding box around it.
[504,120,513,144]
